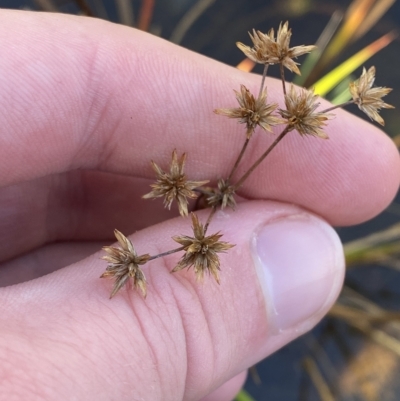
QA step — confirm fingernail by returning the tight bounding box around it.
[255,214,345,333]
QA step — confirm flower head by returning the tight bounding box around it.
[101,229,150,298]
[206,179,236,210]
[279,85,331,138]
[143,150,209,216]
[214,85,283,137]
[236,22,316,74]
[172,213,235,283]
[349,66,394,126]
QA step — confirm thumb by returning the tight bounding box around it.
[0,201,344,401]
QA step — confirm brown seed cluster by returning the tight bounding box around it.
[101,21,393,299]
[236,22,316,74]
[279,86,331,138]
[214,85,283,137]
[206,179,236,210]
[101,230,150,298]
[172,213,235,284]
[143,149,208,217]
[349,66,394,126]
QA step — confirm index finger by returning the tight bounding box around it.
[0,10,398,226]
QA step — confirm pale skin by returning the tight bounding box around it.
[0,10,399,401]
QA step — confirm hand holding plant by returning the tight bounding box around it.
[102,21,394,299]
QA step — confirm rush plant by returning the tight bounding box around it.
[101,21,393,299]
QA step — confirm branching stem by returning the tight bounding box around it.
[233,126,291,190]
[228,63,270,183]
[258,64,269,99]
[227,132,251,181]
[204,206,217,234]
[321,100,354,113]
[280,64,286,95]
[148,246,185,261]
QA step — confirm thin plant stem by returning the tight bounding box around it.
[227,129,252,181]
[92,0,109,20]
[194,188,214,197]
[280,64,286,95]
[233,126,290,190]
[116,0,135,26]
[204,206,217,234]
[227,62,270,184]
[74,0,94,16]
[148,246,185,261]
[193,193,204,211]
[303,357,335,401]
[170,0,216,44]
[33,0,58,12]
[321,100,354,113]
[138,0,155,31]
[258,64,269,99]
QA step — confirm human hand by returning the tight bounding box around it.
[0,10,399,401]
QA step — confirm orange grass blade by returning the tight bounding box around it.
[138,0,155,31]
[320,0,375,67]
[355,0,396,41]
[236,58,256,72]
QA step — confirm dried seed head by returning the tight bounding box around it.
[349,66,394,126]
[172,213,235,283]
[206,179,236,209]
[214,85,283,137]
[279,85,331,138]
[143,149,209,217]
[101,229,150,298]
[236,22,316,74]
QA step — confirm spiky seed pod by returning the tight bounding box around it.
[172,213,235,283]
[101,229,150,298]
[349,66,394,126]
[279,85,332,138]
[143,149,209,216]
[236,22,316,74]
[214,85,283,137]
[206,179,236,210]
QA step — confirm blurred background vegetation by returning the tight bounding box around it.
[1,0,400,399]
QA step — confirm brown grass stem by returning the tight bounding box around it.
[204,206,217,234]
[148,246,185,261]
[74,0,94,16]
[258,64,269,99]
[280,63,287,95]
[138,0,155,31]
[227,133,251,182]
[233,126,290,190]
[321,100,354,113]
[303,357,335,401]
[33,0,58,12]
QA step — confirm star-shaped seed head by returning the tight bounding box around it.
[236,22,316,75]
[279,85,332,139]
[172,213,235,284]
[349,66,394,126]
[214,85,283,137]
[101,229,150,298]
[206,179,236,210]
[143,150,209,217]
